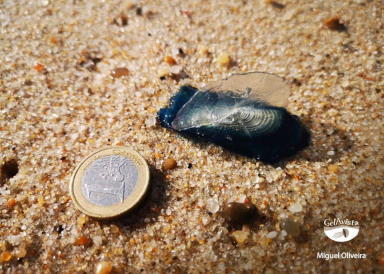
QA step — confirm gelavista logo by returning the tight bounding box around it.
[323,218,359,242]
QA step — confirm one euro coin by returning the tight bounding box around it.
[69,147,150,218]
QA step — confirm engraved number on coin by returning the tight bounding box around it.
[82,155,138,206]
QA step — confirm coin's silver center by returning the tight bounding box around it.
[81,155,138,206]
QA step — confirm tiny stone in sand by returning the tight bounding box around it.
[162,158,177,171]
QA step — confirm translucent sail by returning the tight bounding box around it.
[204,72,290,107]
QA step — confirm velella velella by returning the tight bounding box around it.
[157,72,310,163]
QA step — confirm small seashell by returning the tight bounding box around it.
[157,72,310,163]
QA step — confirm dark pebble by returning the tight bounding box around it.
[0,159,19,185]
[136,7,143,16]
[222,202,257,225]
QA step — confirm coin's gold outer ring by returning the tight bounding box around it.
[69,147,150,219]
